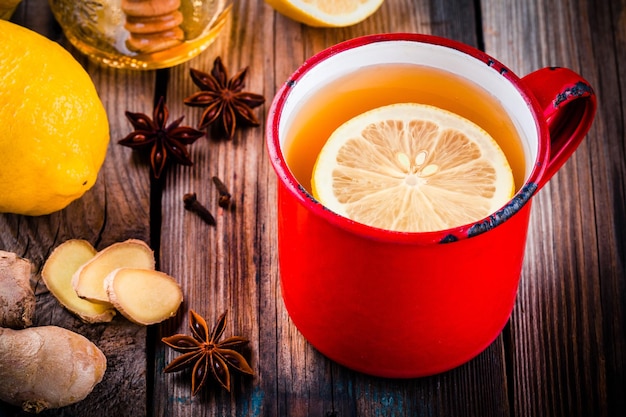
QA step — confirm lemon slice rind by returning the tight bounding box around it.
[265,0,385,27]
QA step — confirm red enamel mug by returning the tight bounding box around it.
[266,33,596,378]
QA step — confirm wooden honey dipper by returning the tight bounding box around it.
[121,0,184,54]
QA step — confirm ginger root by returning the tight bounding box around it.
[72,239,155,303]
[0,250,36,328]
[105,268,183,325]
[0,326,107,413]
[41,240,116,323]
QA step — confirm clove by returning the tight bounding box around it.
[183,193,216,226]
[212,176,232,209]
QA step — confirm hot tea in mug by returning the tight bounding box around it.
[266,34,595,377]
[285,63,526,196]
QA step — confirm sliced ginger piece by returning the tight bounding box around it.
[72,239,155,303]
[104,268,183,325]
[41,239,116,323]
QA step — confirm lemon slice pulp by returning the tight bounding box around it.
[264,0,385,27]
[311,103,515,233]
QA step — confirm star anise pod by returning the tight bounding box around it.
[162,309,253,394]
[119,96,204,179]
[184,57,265,140]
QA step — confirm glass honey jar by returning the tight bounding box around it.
[48,0,232,70]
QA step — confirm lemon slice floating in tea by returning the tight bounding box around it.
[311,103,515,233]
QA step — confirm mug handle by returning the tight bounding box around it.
[521,67,597,189]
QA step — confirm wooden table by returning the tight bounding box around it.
[1,0,624,416]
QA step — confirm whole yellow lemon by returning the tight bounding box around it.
[0,20,109,216]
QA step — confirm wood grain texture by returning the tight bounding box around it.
[483,0,626,416]
[0,0,623,416]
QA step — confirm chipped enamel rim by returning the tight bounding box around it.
[266,33,549,244]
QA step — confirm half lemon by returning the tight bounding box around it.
[264,0,385,27]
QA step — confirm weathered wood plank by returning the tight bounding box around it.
[150,0,280,415]
[0,1,155,416]
[482,0,626,416]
